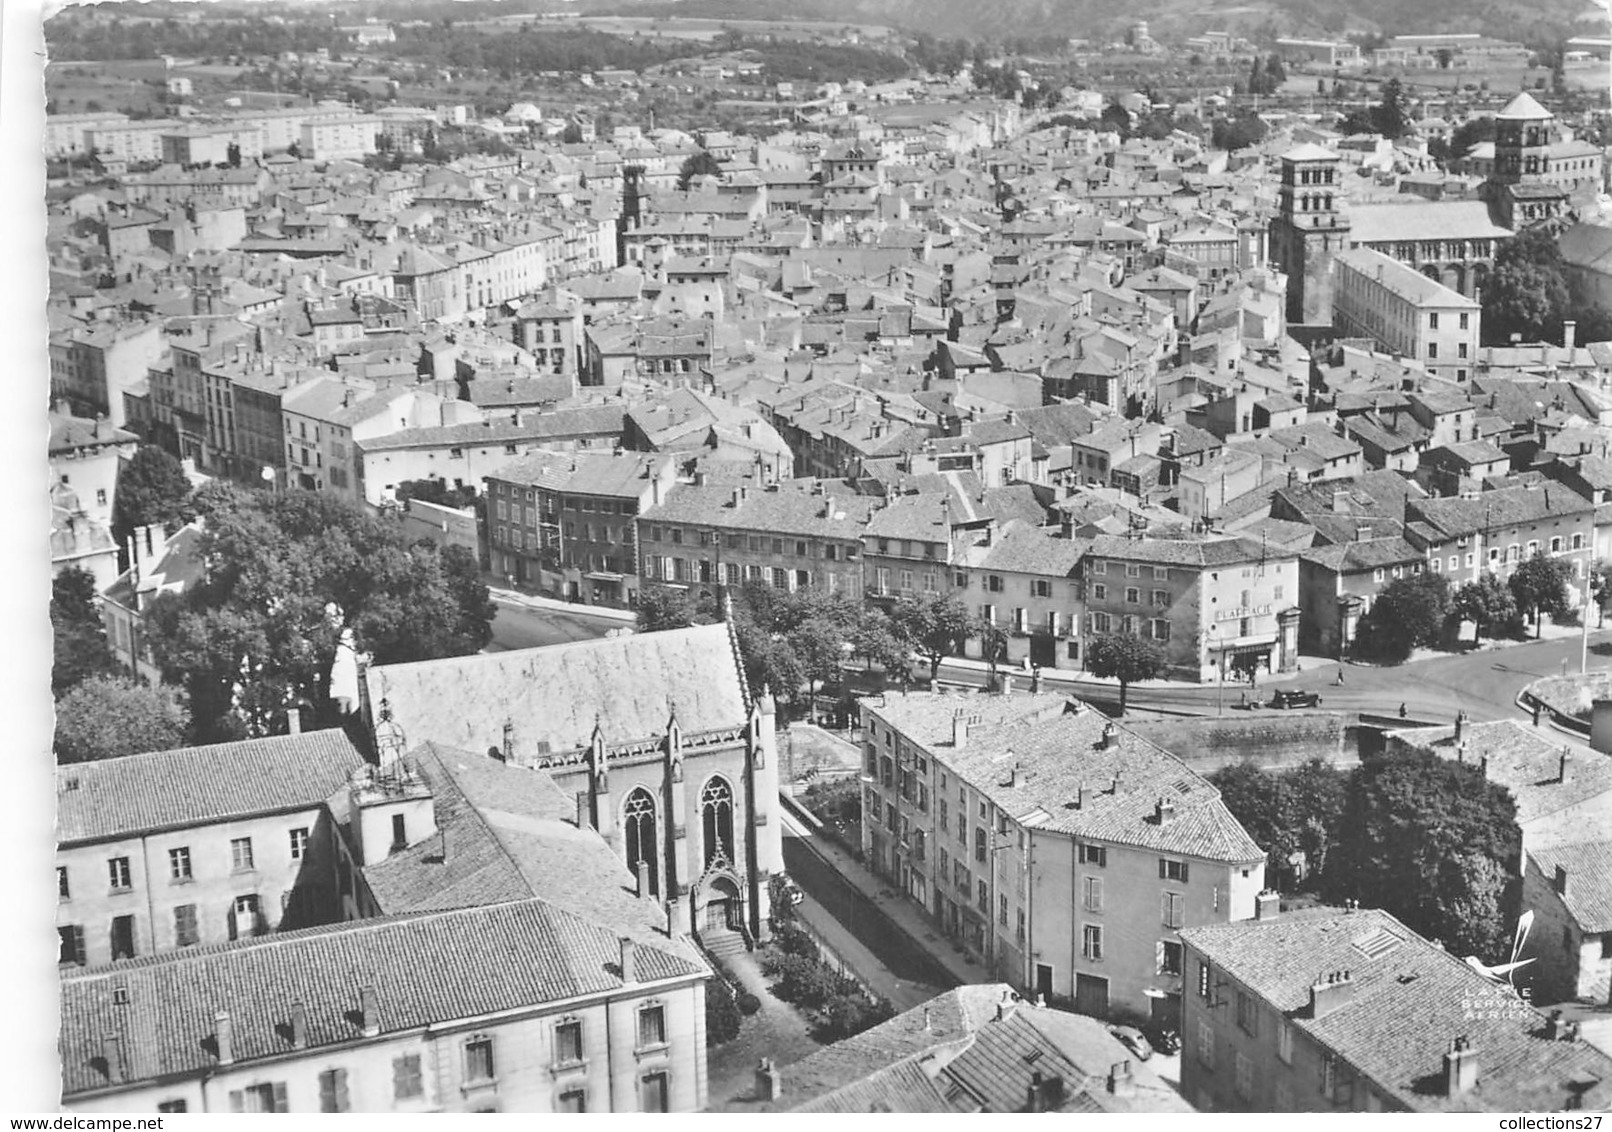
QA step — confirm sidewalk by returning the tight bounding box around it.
[792,893,944,1014]
[782,809,987,991]
[488,585,638,624]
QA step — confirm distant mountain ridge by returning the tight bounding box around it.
[589,0,1588,47]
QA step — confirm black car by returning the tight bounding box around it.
[1269,689,1322,709]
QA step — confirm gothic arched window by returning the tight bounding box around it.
[624,788,659,897]
[701,776,735,870]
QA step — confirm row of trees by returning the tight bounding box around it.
[638,583,1169,715]
[1353,553,1578,663]
[1211,751,1522,961]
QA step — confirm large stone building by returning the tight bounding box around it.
[1268,144,1352,326]
[860,692,1266,1026]
[1332,248,1481,383]
[55,731,367,969]
[363,623,784,942]
[1180,906,1612,1112]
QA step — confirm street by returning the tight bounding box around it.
[781,830,958,991]
[485,592,626,652]
[932,630,1612,723]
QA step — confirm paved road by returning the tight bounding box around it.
[781,831,957,991]
[485,594,623,652]
[933,631,1612,723]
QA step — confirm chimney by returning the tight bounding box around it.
[922,1007,932,1032]
[1001,673,1015,696]
[620,938,637,984]
[101,1033,125,1084]
[503,720,516,764]
[1332,488,1349,513]
[1565,320,1578,351]
[637,859,652,898]
[1107,1060,1136,1098]
[290,1001,309,1049]
[1101,723,1120,750]
[1560,747,1572,783]
[1443,1036,1479,1098]
[1355,523,1371,542]
[1155,796,1177,824]
[1309,970,1355,1019]
[576,791,592,830]
[1255,890,1280,920]
[1075,785,1086,809]
[214,1010,235,1065]
[359,985,380,1037]
[755,1058,783,1102]
[286,707,301,735]
[952,708,969,748]
[1455,710,1466,743]
[1556,864,1569,897]
[1028,1070,1046,1112]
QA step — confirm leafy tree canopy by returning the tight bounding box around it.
[145,487,497,743]
[1451,573,1521,643]
[111,445,194,552]
[52,566,118,698]
[1508,551,1575,635]
[677,150,725,190]
[1209,758,1348,888]
[1084,632,1166,714]
[1353,571,1451,663]
[890,592,971,679]
[55,675,189,763]
[1328,749,1521,960]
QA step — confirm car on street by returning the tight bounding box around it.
[1107,1024,1153,1061]
[1269,689,1322,709]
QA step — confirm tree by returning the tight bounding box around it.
[1084,632,1166,715]
[145,488,499,742]
[1209,758,1346,889]
[1211,112,1267,151]
[637,583,699,633]
[1371,77,1412,139]
[51,566,118,697]
[977,615,1009,687]
[1483,226,1571,345]
[110,445,194,553]
[791,616,846,722]
[1328,749,1521,961]
[1352,572,1451,662]
[850,607,909,676]
[677,150,724,190]
[560,122,583,144]
[889,593,971,680]
[55,675,189,763]
[1265,53,1287,87]
[1508,551,1574,636]
[1452,573,1521,643]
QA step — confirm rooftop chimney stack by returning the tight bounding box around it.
[1443,1036,1479,1098]
[290,1001,308,1049]
[952,708,969,748]
[576,791,592,830]
[1101,723,1120,750]
[1255,890,1280,921]
[214,1010,235,1065]
[1155,796,1177,824]
[286,707,301,735]
[1556,864,1569,897]
[101,1033,125,1084]
[620,938,637,984]
[359,986,380,1037]
[1309,969,1356,1019]
[1560,748,1572,783]
[637,860,652,899]
[1107,1060,1136,1098]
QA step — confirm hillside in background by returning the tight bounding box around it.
[587,0,1597,49]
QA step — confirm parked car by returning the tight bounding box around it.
[1269,689,1322,709]
[1107,1024,1153,1061]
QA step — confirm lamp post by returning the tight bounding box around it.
[1210,621,1224,716]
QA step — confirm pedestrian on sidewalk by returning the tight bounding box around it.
[1398,702,1408,719]
[1335,666,1345,686]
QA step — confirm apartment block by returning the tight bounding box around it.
[1334,248,1481,383]
[860,692,1265,1027]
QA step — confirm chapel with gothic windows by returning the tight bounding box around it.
[364,620,784,942]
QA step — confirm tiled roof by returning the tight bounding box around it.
[1085,532,1277,568]
[644,479,878,539]
[56,731,365,847]
[1386,720,1612,830]
[1349,201,1512,246]
[1407,483,1594,541]
[363,743,697,949]
[1181,908,1612,1112]
[770,985,1189,1113]
[60,897,705,1098]
[1529,840,1612,932]
[871,693,1264,862]
[973,523,1088,577]
[366,623,751,766]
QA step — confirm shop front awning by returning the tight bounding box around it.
[585,571,625,583]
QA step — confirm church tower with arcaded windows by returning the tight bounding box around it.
[1268,144,1352,326]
